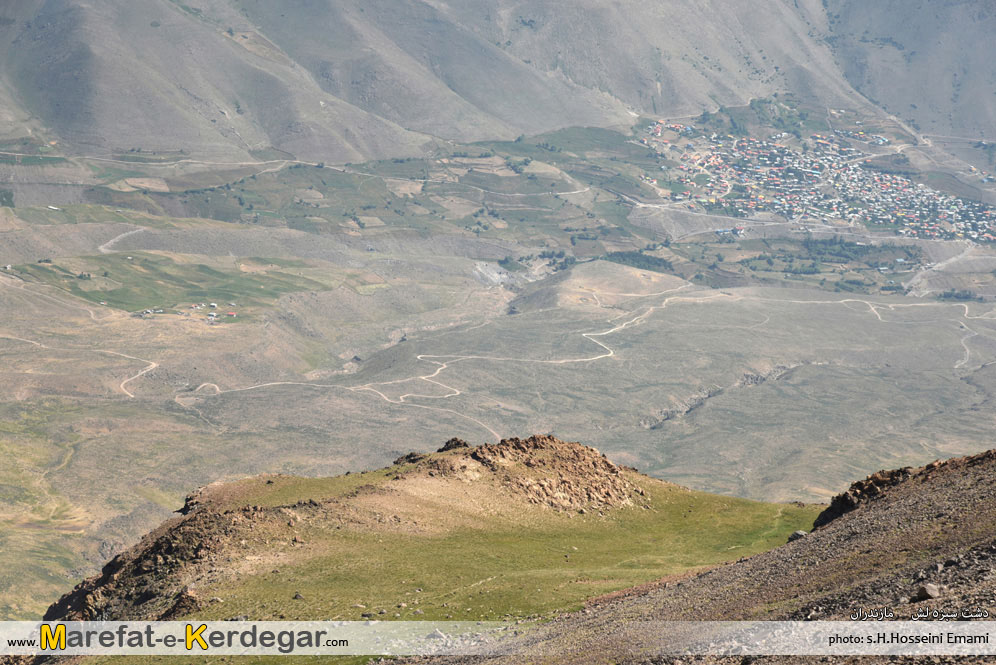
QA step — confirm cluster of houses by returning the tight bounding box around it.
[647,121,697,138]
[189,301,238,323]
[829,164,996,241]
[135,301,240,321]
[643,128,996,243]
[832,128,890,146]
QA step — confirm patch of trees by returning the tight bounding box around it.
[551,256,577,272]
[473,207,502,220]
[534,249,575,271]
[834,280,868,293]
[938,289,982,301]
[0,189,12,207]
[802,235,878,261]
[703,202,746,218]
[603,251,673,273]
[973,142,996,166]
[506,157,531,174]
[784,262,821,275]
[861,154,917,176]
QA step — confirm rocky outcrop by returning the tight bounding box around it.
[399,445,996,664]
[43,507,229,621]
[469,435,637,512]
[813,466,917,527]
[437,437,470,452]
[815,449,996,528]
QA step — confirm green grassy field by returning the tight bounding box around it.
[0,154,66,166]
[16,252,337,312]
[663,235,923,293]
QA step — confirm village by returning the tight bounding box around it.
[641,122,996,243]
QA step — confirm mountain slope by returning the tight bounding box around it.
[825,0,996,140]
[3,1,993,162]
[0,0,434,162]
[0,0,869,162]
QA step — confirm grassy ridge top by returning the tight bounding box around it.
[194,472,815,624]
[48,436,819,631]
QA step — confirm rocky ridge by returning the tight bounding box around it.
[16,440,996,665]
[466,435,637,512]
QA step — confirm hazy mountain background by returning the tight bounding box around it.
[824,0,996,139]
[3,0,990,162]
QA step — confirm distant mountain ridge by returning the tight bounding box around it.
[7,0,989,162]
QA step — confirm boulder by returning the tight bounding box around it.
[913,583,941,601]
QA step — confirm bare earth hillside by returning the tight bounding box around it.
[2,2,992,161]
